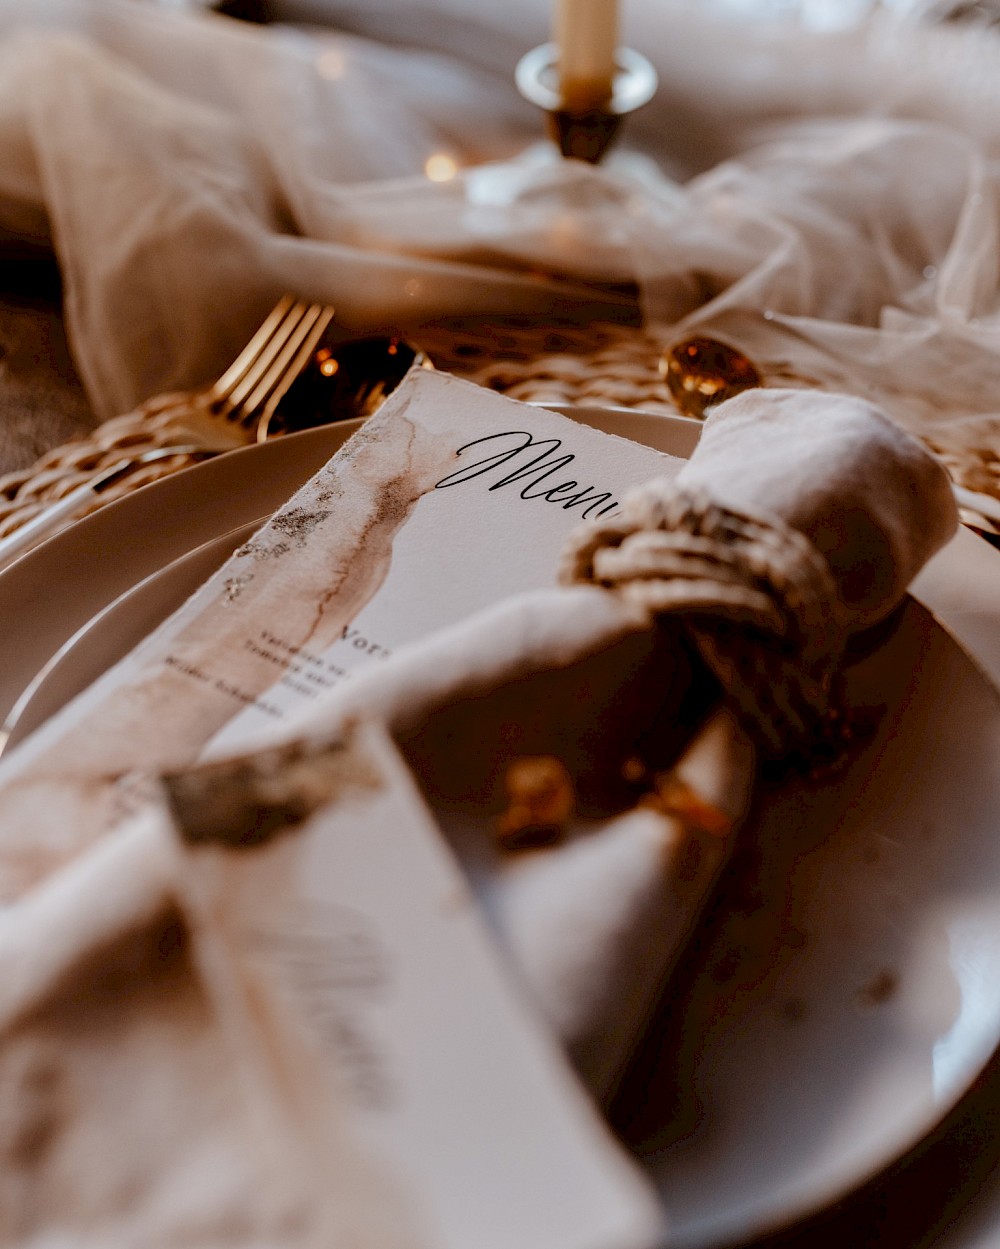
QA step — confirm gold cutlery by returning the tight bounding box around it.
[0,297,427,569]
[175,294,425,446]
[660,336,762,419]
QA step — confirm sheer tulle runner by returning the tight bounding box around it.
[1,2,1000,493]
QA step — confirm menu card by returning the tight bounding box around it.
[0,368,682,892]
[167,716,666,1249]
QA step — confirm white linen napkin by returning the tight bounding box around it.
[278,386,957,1092]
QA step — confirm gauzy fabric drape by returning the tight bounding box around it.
[1,1,1000,484]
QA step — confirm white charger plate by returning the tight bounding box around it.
[3,405,1000,1248]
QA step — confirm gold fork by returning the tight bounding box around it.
[0,294,431,571]
[0,297,338,571]
[171,296,337,448]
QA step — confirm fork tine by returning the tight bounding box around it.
[209,294,297,401]
[214,298,311,414]
[236,303,327,426]
[221,300,311,415]
[255,306,337,442]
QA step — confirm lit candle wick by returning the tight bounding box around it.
[554,0,619,112]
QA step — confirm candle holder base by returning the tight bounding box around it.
[515,43,657,166]
[549,107,622,165]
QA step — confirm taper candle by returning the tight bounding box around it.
[554,0,619,111]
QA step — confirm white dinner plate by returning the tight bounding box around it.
[3,404,1000,1248]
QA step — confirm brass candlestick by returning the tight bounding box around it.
[515,42,657,165]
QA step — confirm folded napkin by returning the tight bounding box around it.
[278,386,957,1092]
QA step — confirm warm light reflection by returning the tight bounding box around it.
[424,153,459,183]
[316,47,347,80]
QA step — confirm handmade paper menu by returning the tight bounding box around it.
[0,368,682,891]
[0,716,666,1249]
[164,716,665,1249]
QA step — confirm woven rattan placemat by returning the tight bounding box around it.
[3,311,996,545]
[0,316,674,542]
